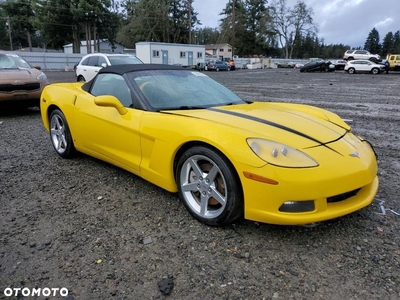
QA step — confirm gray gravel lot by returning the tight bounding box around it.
[0,69,399,300]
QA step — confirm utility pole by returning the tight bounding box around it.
[188,0,193,44]
[6,16,13,51]
[232,0,235,59]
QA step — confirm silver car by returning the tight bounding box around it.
[344,60,384,74]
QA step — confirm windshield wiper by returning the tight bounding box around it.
[178,105,206,110]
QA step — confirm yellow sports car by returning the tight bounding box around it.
[40,64,379,226]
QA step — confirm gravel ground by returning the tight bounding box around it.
[1,69,399,300]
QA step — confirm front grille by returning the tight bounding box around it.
[327,188,360,203]
[0,82,41,92]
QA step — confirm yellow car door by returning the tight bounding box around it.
[74,76,143,174]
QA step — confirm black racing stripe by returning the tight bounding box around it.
[208,107,343,155]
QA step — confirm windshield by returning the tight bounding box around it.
[0,54,31,69]
[128,70,245,110]
[108,55,142,65]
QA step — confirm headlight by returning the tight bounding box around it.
[37,72,47,81]
[247,138,318,168]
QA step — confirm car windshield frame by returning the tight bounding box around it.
[127,69,246,111]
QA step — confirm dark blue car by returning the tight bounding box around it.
[207,60,230,71]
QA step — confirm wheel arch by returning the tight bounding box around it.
[41,104,61,132]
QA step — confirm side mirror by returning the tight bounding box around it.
[32,65,41,70]
[94,95,128,115]
[101,62,107,68]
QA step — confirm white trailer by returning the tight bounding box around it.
[135,42,205,67]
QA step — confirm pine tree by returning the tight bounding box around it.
[364,28,381,54]
[393,31,400,53]
[381,32,394,57]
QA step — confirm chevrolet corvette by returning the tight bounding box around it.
[40,64,379,226]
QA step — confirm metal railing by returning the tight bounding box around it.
[10,50,310,71]
[12,51,84,71]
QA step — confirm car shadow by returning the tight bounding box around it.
[0,105,40,117]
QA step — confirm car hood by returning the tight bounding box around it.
[163,102,349,149]
[0,68,42,81]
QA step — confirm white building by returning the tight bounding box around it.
[135,42,205,67]
[63,39,124,54]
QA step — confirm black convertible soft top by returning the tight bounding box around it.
[82,63,188,91]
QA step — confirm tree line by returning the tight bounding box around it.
[1,0,399,59]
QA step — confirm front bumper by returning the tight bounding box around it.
[237,140,379,225]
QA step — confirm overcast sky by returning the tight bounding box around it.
[192,0,400,48]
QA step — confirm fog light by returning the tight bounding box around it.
[279,201,315,212]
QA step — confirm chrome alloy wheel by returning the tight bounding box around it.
[180,155,227,219]
[50,113,68,155]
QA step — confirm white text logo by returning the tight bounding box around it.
[4,287,69,297]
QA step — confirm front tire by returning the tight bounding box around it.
[49,109,75,158]
[348,67,355,74]
[371,68,379,75]
[176,146,243,226]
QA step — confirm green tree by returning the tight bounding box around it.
[364,27,381,54]
[393,30,400,53]
[34,0,119,53]
[219,0,270,57]
[1,0,36,51]
[34,0,76,50]
[117,0,199,48]
[243,0,270,56]
[0,6,11,49]
[194,27,220,45]
[381,31,394,56]
[219,0,246,57]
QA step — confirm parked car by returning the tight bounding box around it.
[0,52,49,107]
[343,50,381,63]
[386,54,400,71]
[227,59,236,70]
[276,61,295,68]
[332,60,346,70]
[75,53,143,82]
[40,64,378,227]
[207,60,230,71]
[344,60,385,74]
[299,60,335,72]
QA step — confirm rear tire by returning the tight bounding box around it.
[77,75,85,82]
